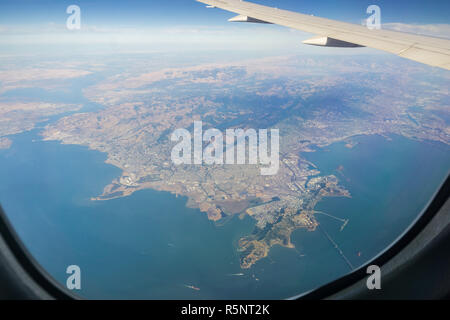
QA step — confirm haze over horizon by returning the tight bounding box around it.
[1,0,449,55]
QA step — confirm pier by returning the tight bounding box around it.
[318,224,354,271]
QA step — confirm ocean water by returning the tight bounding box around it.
[0,130,448,299]
[302,134,450,273]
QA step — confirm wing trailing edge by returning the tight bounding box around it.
[197,0,450,70]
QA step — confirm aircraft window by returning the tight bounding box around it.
[0,1,449,299]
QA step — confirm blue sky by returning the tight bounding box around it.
[0,0,449,26]
[0,0,449,55]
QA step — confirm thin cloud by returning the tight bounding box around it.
[383,23,450,39]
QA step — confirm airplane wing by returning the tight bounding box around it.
[197,0,450,70]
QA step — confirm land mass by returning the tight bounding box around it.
[22,55,450,268]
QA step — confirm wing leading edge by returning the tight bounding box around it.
[197,0,450,70]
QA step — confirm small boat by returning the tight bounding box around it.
[184,284,200,291]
